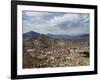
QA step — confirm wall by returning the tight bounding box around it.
[0,0,99,80]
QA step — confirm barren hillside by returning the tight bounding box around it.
[23,32,89,68]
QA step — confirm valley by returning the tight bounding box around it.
[23,31,90,68]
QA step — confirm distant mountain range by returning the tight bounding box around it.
[47,34,89,40]
[23,31,40,38]
[23,31,89,40]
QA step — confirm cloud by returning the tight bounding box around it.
[23,11,49,17]
[50,14,80,26]
[63,26,89,35]
[22,11,90,35]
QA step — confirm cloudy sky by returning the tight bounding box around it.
[22,10,90,36]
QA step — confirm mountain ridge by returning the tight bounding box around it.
[23,31,89,40]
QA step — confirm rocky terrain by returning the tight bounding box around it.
[23,31,90,68]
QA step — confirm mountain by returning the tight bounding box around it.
[23,31,40,38]
[47,34,72,40]
[47,33,89,40]
[23,31,66,49]
[76,34,89,40]
[23,31,89,40]
[23,32,90,68]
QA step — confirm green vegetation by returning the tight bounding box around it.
[81,51,89,58]
[43,45,49,48]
